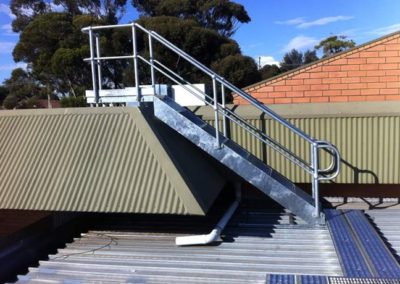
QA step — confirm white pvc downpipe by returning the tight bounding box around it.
[175,184,241,246]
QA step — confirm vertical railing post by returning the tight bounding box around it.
[221,83,227,137]
[95,33,102,92]
[88,27,98,105]
[131,24,141,103]
[311,142,320,217]
[148,33,156,94]
[213,76,220,148]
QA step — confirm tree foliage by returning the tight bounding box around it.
[259,64,281,80]
[8,0,257,106]
[211,54,260,88]
[10,0,127,32]
[2,68,45,109]
[315,35,355,57]
[0,85,8,106]
[131,0,250,36]
[280,49,319,72]
[13,13,106,97]
[280,49,304,72]
[303,50,319,64]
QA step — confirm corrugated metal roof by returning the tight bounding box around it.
[366,209,400,263]
[0,107,225,215]
[15,207,343,283]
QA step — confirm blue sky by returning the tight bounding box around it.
[1,0,400,82]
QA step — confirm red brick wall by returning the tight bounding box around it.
[235,33,400,105]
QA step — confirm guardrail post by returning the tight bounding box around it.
[132,24,141,103]
[311,142,320,217]
[148,33,156,93]
[221,83,227,137]
[213,76,221,148]
[88,27,99,105]
[95,33,102,92]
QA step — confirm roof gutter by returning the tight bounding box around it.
[175,184,241,246]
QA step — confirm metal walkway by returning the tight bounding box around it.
[366,209,400,263]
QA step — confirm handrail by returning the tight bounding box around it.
[137,54,313,172]
[316,141,341,180]
[81,23,341,219]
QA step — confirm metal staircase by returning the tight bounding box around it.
[82,23,340,225]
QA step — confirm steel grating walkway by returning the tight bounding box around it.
[15,208,342,284]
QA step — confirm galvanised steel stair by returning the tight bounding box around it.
[81,23,341,225]
[153,96,320,224]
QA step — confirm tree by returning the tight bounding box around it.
[136,16,259,91]
[3,95,19,109]
[303,50,319,64]
[280,49,319,72]
[211,54,260,88]
[0,85,8,106]
[315,35,355,57]
[259,64,281,80]
[131,0,250,36]
[9,0,256,104]
[13,13,107,98]
[10,0,127,32]
[2,68,44,109]
[280,49,304,72]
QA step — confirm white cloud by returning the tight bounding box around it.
[0,3,15,19]
[282,36,319,52]
[0,62,27,71]
[275,17,305,26]
[256,56,280,67]
[1,23,17,36]
[369,23,400,36]
[0,41,16,54]
[298,16,353,28]
[276,15,353,29]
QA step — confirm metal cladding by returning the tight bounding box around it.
[0,107,225,214]
[192,101,400,184]
[16,208,342,283]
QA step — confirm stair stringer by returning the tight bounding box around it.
[153,96,324,225]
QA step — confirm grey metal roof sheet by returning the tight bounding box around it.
[0,107,225,214]
[15,207,343,283]
[366,209,400,262]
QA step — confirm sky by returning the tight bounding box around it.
[1,0,400,82]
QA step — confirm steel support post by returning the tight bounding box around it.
[148,34,156,93]
[132,24,141,103]
[95,34,102,92]
[311,142,320,217]
[221,83,227,137]
[213,77,220,148]
[88,28,99,104]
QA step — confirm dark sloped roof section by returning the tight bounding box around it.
[0,107,226,215]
